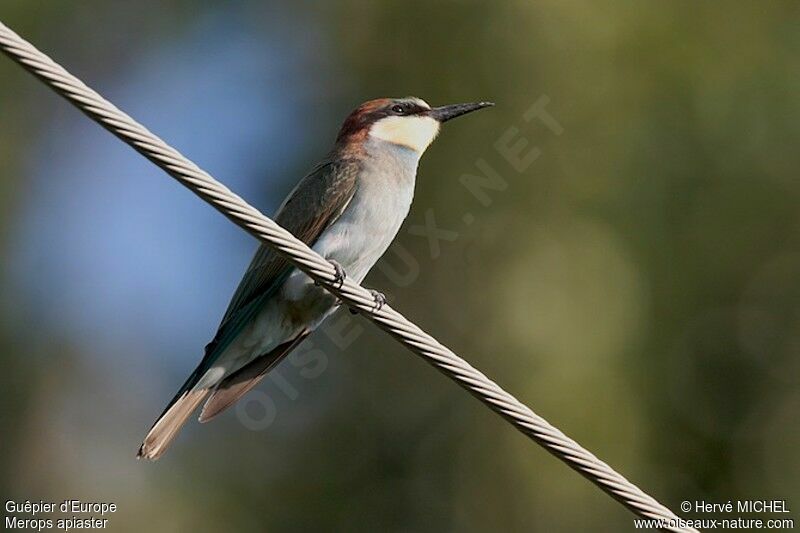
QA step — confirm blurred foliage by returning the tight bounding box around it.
[1,1,798,531]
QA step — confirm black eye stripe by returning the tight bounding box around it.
[374,102,428,121]
[389,102,428,116]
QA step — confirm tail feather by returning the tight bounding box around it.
[137,340,218,461]
[137,389,209,461]
[138,331,310,459]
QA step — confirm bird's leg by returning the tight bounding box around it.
[348,288,387,314]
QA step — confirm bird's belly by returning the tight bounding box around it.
[204,287,334,383]
[197,297,301,387]
[317,212,402,281]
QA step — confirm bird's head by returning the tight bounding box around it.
[336,97,494,154]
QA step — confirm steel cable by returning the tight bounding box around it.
[0,20,696,532]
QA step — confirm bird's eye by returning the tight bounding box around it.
[391,104,406,114]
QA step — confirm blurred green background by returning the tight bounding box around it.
[1,1,798,531]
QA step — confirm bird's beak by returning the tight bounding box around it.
[428,101,494,123]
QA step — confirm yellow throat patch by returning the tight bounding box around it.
[369,115,441,153]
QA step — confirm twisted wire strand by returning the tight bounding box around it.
[0,21,696,532]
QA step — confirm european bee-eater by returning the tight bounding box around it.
[138,97,493,460]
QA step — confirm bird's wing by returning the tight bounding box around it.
[209,158,359,357]
[219,161,357,327]
[150,159,357,425]
[140,160,358,457]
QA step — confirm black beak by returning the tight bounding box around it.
[429,101,494,123]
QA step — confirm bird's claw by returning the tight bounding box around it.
[331,260,346,288]
[369,289,387,311]
[350,289,387,314]
[318,260,346,288]
[347,289,387,314]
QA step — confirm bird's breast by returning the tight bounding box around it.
[282,146,417,308]
[317,165,415,282]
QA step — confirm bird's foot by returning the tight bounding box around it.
[369,289,387,311]
[349,288,387,314]
[318,260,346,289]
[331,260,346,288]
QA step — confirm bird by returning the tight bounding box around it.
[137,96,493,460]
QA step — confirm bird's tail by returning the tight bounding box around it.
[137,362,213,461]
[137,387,209,461]
[137,330,309,460]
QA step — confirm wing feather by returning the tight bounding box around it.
[140,158,358,458]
